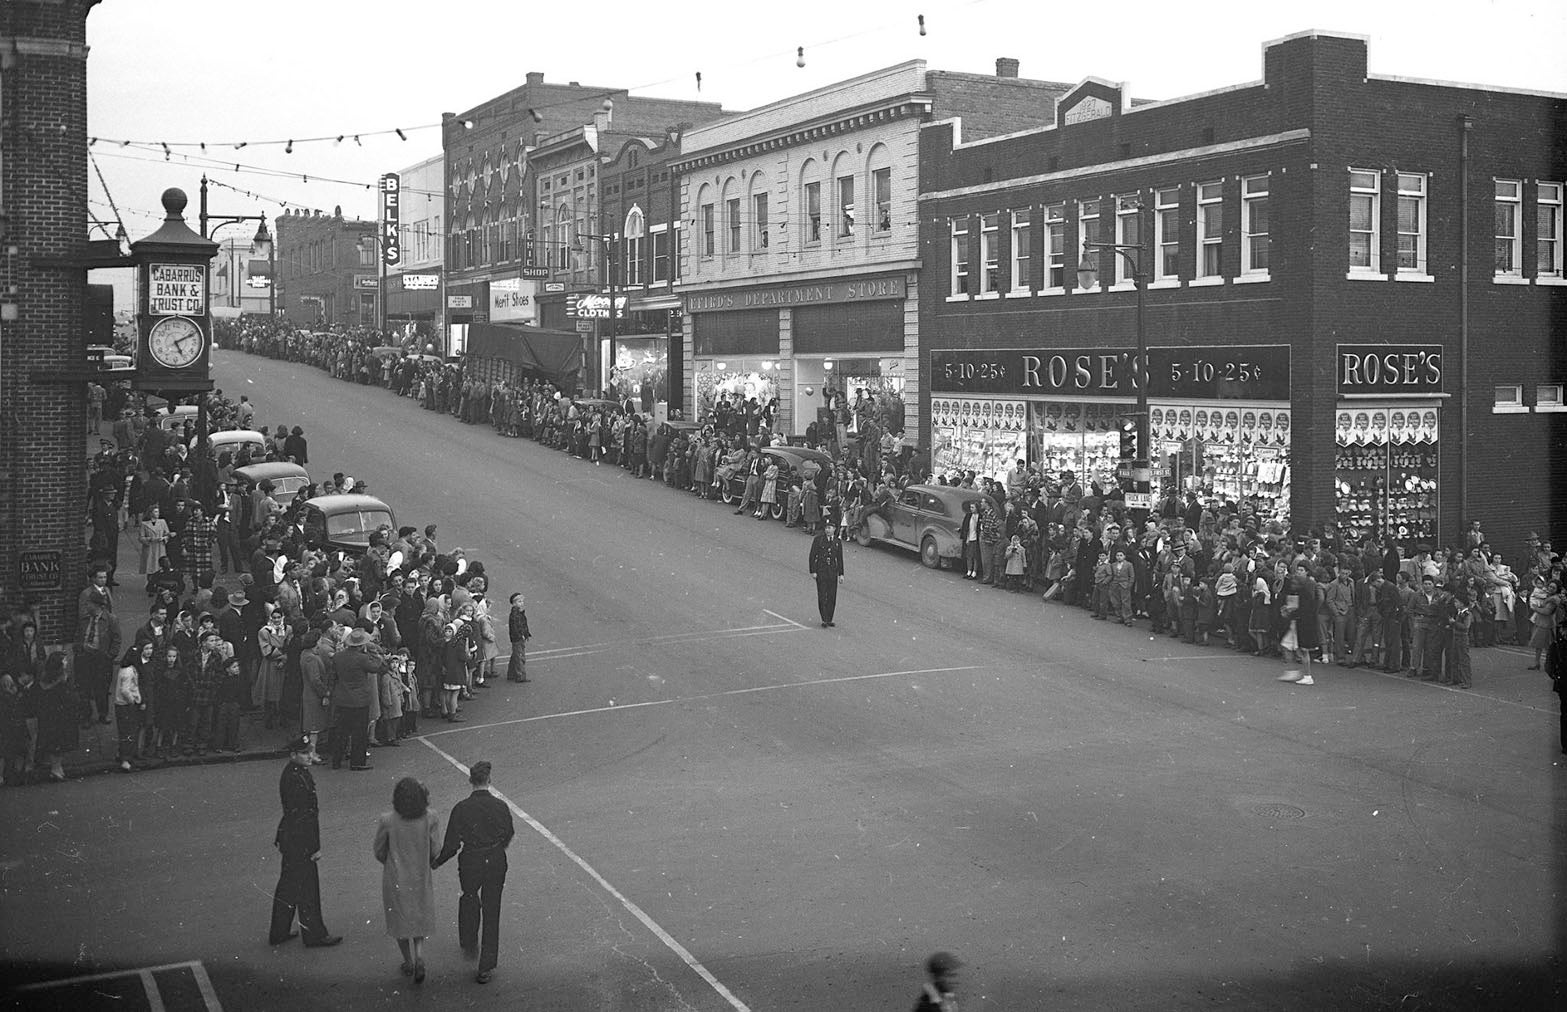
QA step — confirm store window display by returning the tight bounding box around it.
[1335,405,1439,547]
[694,360,778,419]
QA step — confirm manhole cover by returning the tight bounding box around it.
[1250,803,1306,819]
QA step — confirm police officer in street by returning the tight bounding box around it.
[433,760,515,984]
[268,735,342,947]
[808,524,846,627]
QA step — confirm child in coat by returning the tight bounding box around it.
[1091,552,1113,619]
[1180,575,1201,644]
[1195,576,1218,646]
[506,593,532,683]
[1004,535,1027,592]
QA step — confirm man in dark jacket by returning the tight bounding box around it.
[434,761,515,984]
[268,736,341,947]
[808,527,846,627]
[329,629,385,770]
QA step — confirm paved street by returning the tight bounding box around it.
[2,348,1563,1010]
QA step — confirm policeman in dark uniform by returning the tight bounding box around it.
[268,735,342,947]
[808,526,846,627]
[434,760,515,984]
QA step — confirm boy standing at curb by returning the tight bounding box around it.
[506,594,532,683]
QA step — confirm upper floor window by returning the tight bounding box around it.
[949,217,970,298]
[1045,202,1065,290]
[1537,182,1563,278]
[1349,169,1380,273]
[753,193,770,250]
[1395,172,1426,274]
[1009,209,1031,293]
[1197,181,1224,278]
[651,226,670,283]
[838,175,855,238]
[980,213,1001,294]
[1154,187,1179,282]
[701,203,715,258]
[873,167,892,232]
[1077,199,1101,290]
[624,207,645,286]
[1495,179,1522,276]
[1242,175,1270,275]
[727,197,741,254]
[1114,194,1141,285]
[805,181,823,244]
[359,244,375,267]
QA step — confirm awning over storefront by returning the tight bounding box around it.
[466,320,583,388]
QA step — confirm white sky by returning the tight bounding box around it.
[87,0,1566,235]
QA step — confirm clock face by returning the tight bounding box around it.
[148,316,205,369]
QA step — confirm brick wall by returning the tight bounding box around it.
[0,0,99,644]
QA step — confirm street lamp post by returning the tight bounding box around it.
[199,175,274,316]
[1078,233,1150,524]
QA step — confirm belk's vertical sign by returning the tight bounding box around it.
[380,173,401,267]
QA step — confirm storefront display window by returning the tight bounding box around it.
[1030,402,1125,491]
[694,359,779,418]
[609,337,668,411]
[1334,405,1439,545]
[931,397,1027,480]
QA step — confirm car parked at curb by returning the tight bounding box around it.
[853,483,988,569]
[298,493,396,556]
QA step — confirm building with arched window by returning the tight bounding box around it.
[673,59,1069,441]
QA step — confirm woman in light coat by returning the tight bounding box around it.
[298,630,331,764]
[138,504,170,574]
[253,609,291,728]
[374,777,441,983]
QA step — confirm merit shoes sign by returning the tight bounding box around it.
[490,278,538,323]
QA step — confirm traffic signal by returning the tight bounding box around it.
[1119,417,1137,459]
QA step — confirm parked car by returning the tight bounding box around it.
[854,483,989,569]
[718,447,824,519]
[157,405,199,432]
[232,461,310,505]
[202,429,269,458]
[299,493,396,555]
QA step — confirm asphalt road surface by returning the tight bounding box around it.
[2,348,1563,1010]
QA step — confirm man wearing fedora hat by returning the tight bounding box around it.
[329,628,386,771]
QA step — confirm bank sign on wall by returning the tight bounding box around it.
[490,278,538,323]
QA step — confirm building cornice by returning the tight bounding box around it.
[671,97,931,174]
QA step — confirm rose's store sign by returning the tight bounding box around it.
[930,344,1291,402]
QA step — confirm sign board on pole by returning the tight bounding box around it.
[380,174,401,267]
[148,263,206,316]
[575,320,595,333]
[543,282,565,293]
[447,295,473,309]
[1124,492,1153,510]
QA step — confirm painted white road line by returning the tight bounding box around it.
[422,665,986,738]
[493,621,801,664]
[761,609,809,630]
[190,962,225,1011]
[17,961,223,1010]
[418,736,752,1012]
[140,969,166,1012]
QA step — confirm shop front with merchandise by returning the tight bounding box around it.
[1331,344,1445,548]
[928,345,1293,519]
[683,272,915,434]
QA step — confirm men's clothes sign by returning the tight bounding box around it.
[1335,406,1440,445]
[1148,404,1292,446]
[930,397,1026,480]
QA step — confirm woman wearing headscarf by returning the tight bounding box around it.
[113,642,151,771]
[416,597,446,718]
[254,607,292,728]
[298,628,331,764]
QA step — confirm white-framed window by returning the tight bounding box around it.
[1241,175,1270,275]
[980,213,1001,294]
[555,205,572,269]
[701,203,715,258]
[1154,186,1179,282]
[838,175,855,238]
[1395,172,1426,275]
[727,197,741,254]
[1045,202,1066,290]
[753,192,770,250]
[1494,384,1526,413]
[949,216,970,298]
[1114,194,1141,285]
[873,167,892,232]
[1537,383,1565,409]
[1009,209,1032,293]
[1197,181,1224,278]
[1495,179,1522,276]
[1537,182,1563,278]
[623,207,644,286]
[805,181,822,244]
[1076,199,1100,290]
[1349,169,1380,273]
[651,225,670,283]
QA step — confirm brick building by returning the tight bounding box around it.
[919,30,1567,555]
[672,59,1070,436]
[382,152,445,346]
[442,72,723,368]
[273,208,378,327]
[0,0,99,643]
